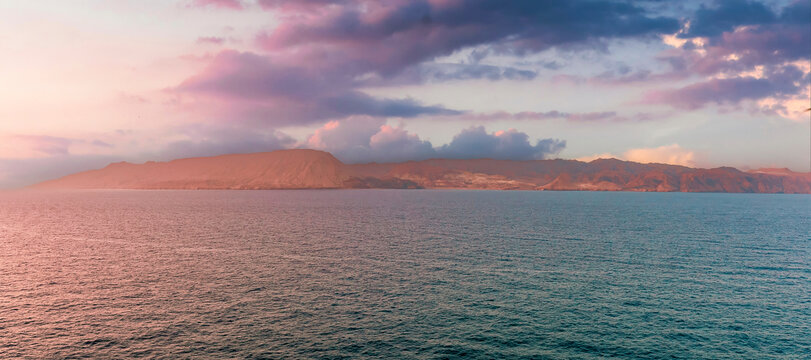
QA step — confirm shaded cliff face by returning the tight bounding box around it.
[33,150,811,193]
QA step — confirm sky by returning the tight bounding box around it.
[0,0,809,188]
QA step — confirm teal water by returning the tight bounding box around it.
[0,190,808,359]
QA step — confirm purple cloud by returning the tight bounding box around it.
[305,117,436,163]
[257,0,347,11]
[368,125,437,163]
[257,0,679,75]
[305,119,565,163]
[175,1,683,124]
[683,24,811,77]
[174,50,459,125]
[370,63,538,85]
[644,1,810,110]
[437,126,565,161]
[644,65,806,109]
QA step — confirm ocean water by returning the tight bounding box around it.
[0,190,808,359]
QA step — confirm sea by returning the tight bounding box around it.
[0,190,808,359]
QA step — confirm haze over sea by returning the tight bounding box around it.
[1,190,808,359]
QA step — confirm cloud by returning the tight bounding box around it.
[321,92,460,118]
[173,0,682,125]
[189,0,243,10]
[0,155,119,189]
[680,0,809,39]
[368,125,437,163]
[257,0,345,11]
[157,126,296,160]
[0,135,72,158]
[176,51,334,100]
[371,63,538,85]
[437,126,565,161]
[305,118,565,163]
[647,1,810,112]
[643,64,806,109]
[304,117,436,163]
[257,0,679,75]
[623,144,696,167]
[453,110,657,123]
[0,135,115,159]
[756,84,811,121]
[0,126,298,188]
[681,0,777,38]
[305,117,386,159]
[577,144,697,167]
[197,36,226,45]
[682,23,811,77]
[643,77,770,109]
[564,111,620,122]
[173,50,459,125]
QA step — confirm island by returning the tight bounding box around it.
[32,149,811,193]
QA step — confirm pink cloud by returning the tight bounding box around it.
[0,135,114,160]
[623,144,696,167]
[578,144,698,167]
[190,0,243,10]
[303,118,564,163]
[304,116,435,163]
[197,36,226,45]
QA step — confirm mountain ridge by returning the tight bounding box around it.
[32,149,811,193]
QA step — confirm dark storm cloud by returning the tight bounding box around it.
[258,0,681,75]
[681,0,809,38]
[681,0,777,38]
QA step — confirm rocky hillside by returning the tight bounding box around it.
[33,150,347,190]
[33,150,811,193]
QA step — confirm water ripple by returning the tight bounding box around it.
[0,190,808,359]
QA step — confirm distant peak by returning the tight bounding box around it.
[748,167,796,175]
[104,161,132,168]
[588,158,624,164]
